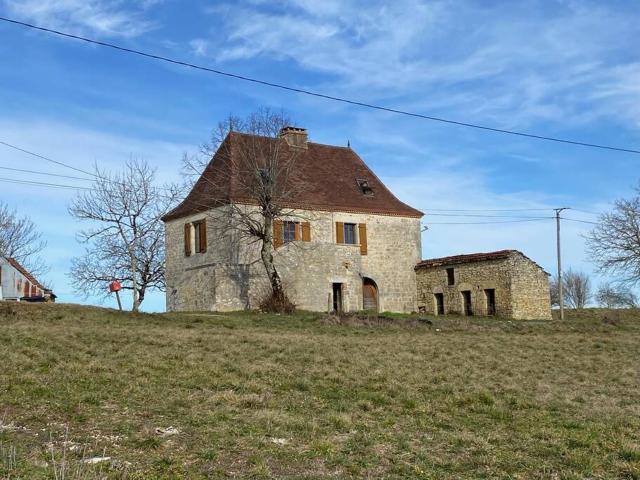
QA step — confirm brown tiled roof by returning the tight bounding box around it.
[415,249,546,271]
[5,257,44,289]
[162,132,423,221]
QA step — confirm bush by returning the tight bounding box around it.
[259,290,296,314]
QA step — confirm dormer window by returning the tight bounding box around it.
[356,179,374,196]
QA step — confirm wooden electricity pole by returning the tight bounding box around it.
[554,208,569,320]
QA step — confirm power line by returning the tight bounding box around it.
[0,165,93,181]
[567,208,602,216]
[427,213,553,219]
[425,218,554,225]
[0,140,176,192]
[2,16,640,156]
[0,140,96,178]
[560,217,599,225]
[0,176,93,190]
[426,207,552,212]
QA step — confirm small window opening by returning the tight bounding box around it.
[356,179,374,196]
[343,223,357,244]
[193,220,206,253]
[283,220,297,243]
[446,267,455,286]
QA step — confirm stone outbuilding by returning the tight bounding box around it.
[415,250,552,320]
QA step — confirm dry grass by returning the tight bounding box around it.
[1,302,639,478]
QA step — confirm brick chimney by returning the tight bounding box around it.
[279,126,308,149]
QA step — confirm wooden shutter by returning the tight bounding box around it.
[301,222,311,242]
[273,220,284,249]
[336,222,344,244]
[294,222,301,241]
[199,220,207,253]
[358,223,367,255]
[184,223,191,257]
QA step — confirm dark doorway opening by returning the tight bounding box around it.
[332,283,343,313]
[362,278,378,312]
[485,289,496,316]
[461,290,473,316]
[434,293,444,315]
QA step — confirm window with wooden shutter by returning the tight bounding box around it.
[358,223,367,255]
[301,222,311,242]
[194,219,207,253]
[336,221,344,243]
[283,221,298,243]
[200,219,207,253]
[184,223,191,257]
[343,223,356,244]
[273,220,284,249]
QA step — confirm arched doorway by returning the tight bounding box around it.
[362,278,379,312]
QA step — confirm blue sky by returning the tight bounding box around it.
[0,0,639,311]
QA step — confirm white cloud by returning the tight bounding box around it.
[193,0,640,130]
[1,0,160,37]
[189,38,209,57]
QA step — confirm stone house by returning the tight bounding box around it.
[415,250,552,320]
[163,127,423,313]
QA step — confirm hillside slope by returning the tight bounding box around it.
[1,302,639,478]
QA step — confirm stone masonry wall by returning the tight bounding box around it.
[165,206,422,313]
[416,253,552,320]
[509,255,552,320]
[416,258,514,317]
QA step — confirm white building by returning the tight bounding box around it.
[0,257,45,301]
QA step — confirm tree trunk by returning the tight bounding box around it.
[130,248,139,312]
[261,215,283,295]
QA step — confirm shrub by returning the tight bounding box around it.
[259,290,296,314]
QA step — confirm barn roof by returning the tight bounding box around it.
[415,249,548,274]
[162,131,423,221]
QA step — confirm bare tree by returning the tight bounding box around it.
[595,282,638,308]
[182,108,301,310]
[0,201,48,277]
[586,185,640,285]
[69,160,179,311]
[563,269,591,309]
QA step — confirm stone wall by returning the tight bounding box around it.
[509,255,553,320]
[416,253,552,320]
[165,206,422,313]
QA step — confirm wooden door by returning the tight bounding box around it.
[362,278,378,312]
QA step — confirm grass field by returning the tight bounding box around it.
[1,302,639,479]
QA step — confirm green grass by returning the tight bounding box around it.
[1,302,639,478]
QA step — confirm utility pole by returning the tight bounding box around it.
[554,208,569,320]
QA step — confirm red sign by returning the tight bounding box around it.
[109,280,122,293]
